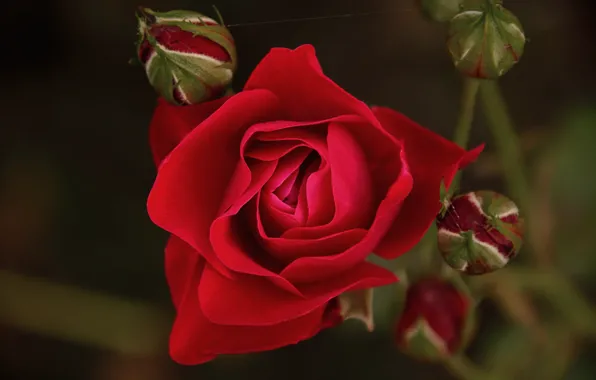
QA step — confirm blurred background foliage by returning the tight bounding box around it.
[1,0,595,379]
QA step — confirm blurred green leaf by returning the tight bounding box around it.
[481,323,575,380]
[0,270,170,355]
[549,103,596,281]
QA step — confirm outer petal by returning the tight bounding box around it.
[148,89,280,277]
[165,235,199,310]
[149,96,229,166]
[166,238,333,365]
[199,260,396,326]
[371,107,484,259]
[244,45,382,127]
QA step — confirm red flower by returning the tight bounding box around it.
[147,45,482,364]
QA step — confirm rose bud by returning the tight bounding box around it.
[436,190,524,275]
[447,2,526,78]
[136,7,237,105]
[395,277,473,360]
[418,0,463,22]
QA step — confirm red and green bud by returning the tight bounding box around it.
[447,2,526,78]
[395,277,473,361]
[436,190,524,275]
[136,7,237,105]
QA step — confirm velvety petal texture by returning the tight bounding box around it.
[149,96,230,165]
[147,44,482,365]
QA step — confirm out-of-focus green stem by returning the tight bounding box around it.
[451,78,481,190]
[454,79,481,148]
[478,80,530,212]
[445,355,503,380]
[420,78,480,272]
[0,270,169,354]
[505,268,596,339]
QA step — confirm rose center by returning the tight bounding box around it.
[275,151,320,208]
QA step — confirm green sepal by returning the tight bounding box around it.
[212,5,226,26]
[141,8,209,22]
[145,47,177,104]
[447,2,526,78]
[338,288,375,331]
[477,190,516,218]
[439,228,508,274]
[439,179,455,218]
[493,218,523,253]
[463,230,507,271]
[401,318,447,361]
[477,190,524,254]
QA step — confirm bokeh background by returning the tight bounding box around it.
[1,0,595,379]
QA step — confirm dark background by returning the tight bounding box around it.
[1,0,595,379]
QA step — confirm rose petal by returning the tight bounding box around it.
[213,176,312,295]
[244,140,304,161]
[260,192,302,235]
[147,89,280,277]
[167,249,330,365]
[208,149,312,285]
[273,169,300,202]
[149,96,229,166]
[252,196,368,263]
[280,148,414,283]
[165,235,199,310]
[218,158,277,219]
[291,154,319,224]
[263,147,311,194]
[302,165,334,227]
[244,45,381,125]
[199,260,396,326]
[371,106,484,259]
[282,122,374,239]
[254,125,329,157]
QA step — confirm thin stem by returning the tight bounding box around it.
[451,78,481,190]
[445,355,501,380]
[478,80,530,212]
[505,268,596,339]
[454,79,481,148]
[0,270,169,354]
[472,273,546,343]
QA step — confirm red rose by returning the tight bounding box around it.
[147,45,482,364]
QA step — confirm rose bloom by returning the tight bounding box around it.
[147,45,482,364]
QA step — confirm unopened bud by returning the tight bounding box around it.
[436,190,524,275]
[447,3,525,78]
[395,277,473,361]
[136,7,237,105]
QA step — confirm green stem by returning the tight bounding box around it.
[505,268,596,339]
[478,80,530,212]
[445,355,502,380]
[451,78,481,190]
[454,79,481,148]
[428,78,479,270]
